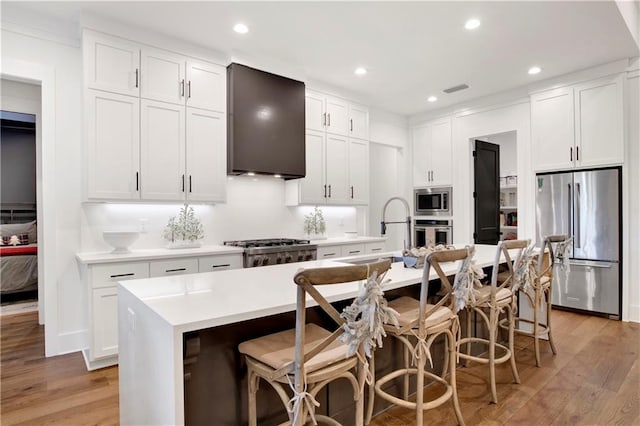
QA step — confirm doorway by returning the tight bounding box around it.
[472,130,518,244]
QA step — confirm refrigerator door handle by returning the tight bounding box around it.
[568,183,573,242]
[575,182,581,248]
[568,259,613,268]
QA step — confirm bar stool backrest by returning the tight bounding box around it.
[538,234,571,278]
[493,239,532,295]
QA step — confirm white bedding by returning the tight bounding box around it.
[1,255,38,293]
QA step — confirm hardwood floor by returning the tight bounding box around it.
[1,309,638,425]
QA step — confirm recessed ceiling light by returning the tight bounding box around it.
[354,67,367,76]
[465,19,481,30]
[528,66,542,75]
[233,23,249,34]
[427,96,438,103]
[246,172,255,176]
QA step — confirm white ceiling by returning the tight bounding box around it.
[4,1,638,116]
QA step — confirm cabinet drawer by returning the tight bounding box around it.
[365,242,386,255]
[198,254,243,272]
[342,244,366,257]
[91,262,149,289]
[150,258,198,277]
[317,246,341,259]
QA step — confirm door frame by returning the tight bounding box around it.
[2,58,58,356]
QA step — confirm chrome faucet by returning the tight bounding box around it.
[381,196,412,251]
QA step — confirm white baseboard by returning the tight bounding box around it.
[626,304,640,323]
[81,349,118,371]
[56,329,88,356]
[0,301,38,316]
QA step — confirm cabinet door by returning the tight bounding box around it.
[299,130,327,204]
[86,90,140,200]
[348,103,369,140]
[429,118,452,186]
[198,254,243,272]
[412,124,431,187]
[91,262,149,289]
[92,287,119,359]
[84,31,140,96]
[325,134,349,204]
[140,48,185,105]
[574,74,624,168]
[325,96,349,136]
[317,245,342,259]
[149,258,199,277]
[342,243,365,256]
[305,90,326,132]
[140,99,186,201]
[186,109,226,202]
[348,139,369,205]
[531,87,575,171]
[186,61,226,112]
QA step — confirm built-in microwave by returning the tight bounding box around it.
[414,187,452,216]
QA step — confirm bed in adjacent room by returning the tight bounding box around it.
[0,220,38,301]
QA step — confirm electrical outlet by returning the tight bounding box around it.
[139,218,149,233]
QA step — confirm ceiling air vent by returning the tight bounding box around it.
[442,84,469,94]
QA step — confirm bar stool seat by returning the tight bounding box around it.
[390,296,456,329]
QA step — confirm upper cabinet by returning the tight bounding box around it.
[84,31,140,97]
[305,90,369,140]
[83,30,227,202]
[412,117,452,187]
[287,89,370,206]
[531,74,624,172]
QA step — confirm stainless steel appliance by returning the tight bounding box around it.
[414,187,452,216]
[414,219,453,247]
[223,238,317,268]
[535,167,621,318]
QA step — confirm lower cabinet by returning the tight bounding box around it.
[85,253,242,370]
[316,241,387,260]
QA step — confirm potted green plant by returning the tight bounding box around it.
[163,204,204,248]
[303,207,326,240]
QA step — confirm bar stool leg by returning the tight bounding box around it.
[533,289,541,367]
[355,347,365,426]
[248,369,259,426]
[448,329,465,425]
[403,344,410,401]
[416,345,425,426]
[489,309,498,404]
[546,289,557,355]
[508,304,521,384]
[465,309,472,367]
[365,355,375,425]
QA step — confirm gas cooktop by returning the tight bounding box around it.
[223,238,317,267]
[223,238,311,248]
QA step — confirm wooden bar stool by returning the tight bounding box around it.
[238,259,392,426]
[367,248,472,426]
[511,234,570,367]
[457,240,529,404]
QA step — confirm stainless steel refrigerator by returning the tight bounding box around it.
[535,167,621,318]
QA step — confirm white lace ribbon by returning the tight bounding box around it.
[452,246,485,312]
[286,374,320,426]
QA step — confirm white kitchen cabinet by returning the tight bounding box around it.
[186,60,226,112]
[86,90,140,200]
[365,241,386,254]
[87,261,149,366]
[297,130,327,204]
[531,74,624,172]
[140,99,186,201]
[348,139,369,205]
[342,243,365,256]
[325,134,350,204]
[149,258,198,277]
[317,245,342,259]
[198,254,243,272]
[305,90,369,139]
[412,118,452,187]
[84,30,140,97]
[185,109,226,202]
[140,48,185,105]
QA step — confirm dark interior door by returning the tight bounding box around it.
[474,140,500,244]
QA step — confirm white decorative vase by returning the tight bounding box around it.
[166,240,202,249]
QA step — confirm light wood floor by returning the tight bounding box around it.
[1,309,638,425]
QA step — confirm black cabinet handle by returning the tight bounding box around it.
[211,264,230,269]
[328,184,332,198]
[110,273,135,278]
[322,113,326,127]
[324,184,327,198]
[189,175,192,193]
[327,113,331,127]
[182,174,185,192]
[188,81,191,98]
[371,248,382,252]
[136,172,139,191]
[181,79,185,97]
[350,119,353,132]
[323,253,337,257]
[348,250,361,254]
[166,268,186,273]
[135,69,139,88]
[576,146,579,161]
[570,147,573,161]
[351,186,354,199]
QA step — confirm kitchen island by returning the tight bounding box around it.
[118,244,502,425]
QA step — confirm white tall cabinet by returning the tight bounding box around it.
[287,90,370,206]
[83,29,226,202]
[531,74,624,171]
[412,117,453,187]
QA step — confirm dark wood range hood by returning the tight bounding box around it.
[226,63,306,179]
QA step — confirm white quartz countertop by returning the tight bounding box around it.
[76,245,244,265]
[118,244,499,334]
[311,236,387,246]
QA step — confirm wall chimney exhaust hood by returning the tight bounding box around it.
[227,63,306,179]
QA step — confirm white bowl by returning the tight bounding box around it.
[103,231,139,254]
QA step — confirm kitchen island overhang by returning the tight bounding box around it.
[117,244,504,425]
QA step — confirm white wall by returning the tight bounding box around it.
[626,65,639,321]
[477,130,518,178]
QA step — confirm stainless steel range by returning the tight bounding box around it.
[223,238,318,268]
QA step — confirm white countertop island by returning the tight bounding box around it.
[118,244,501,425]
